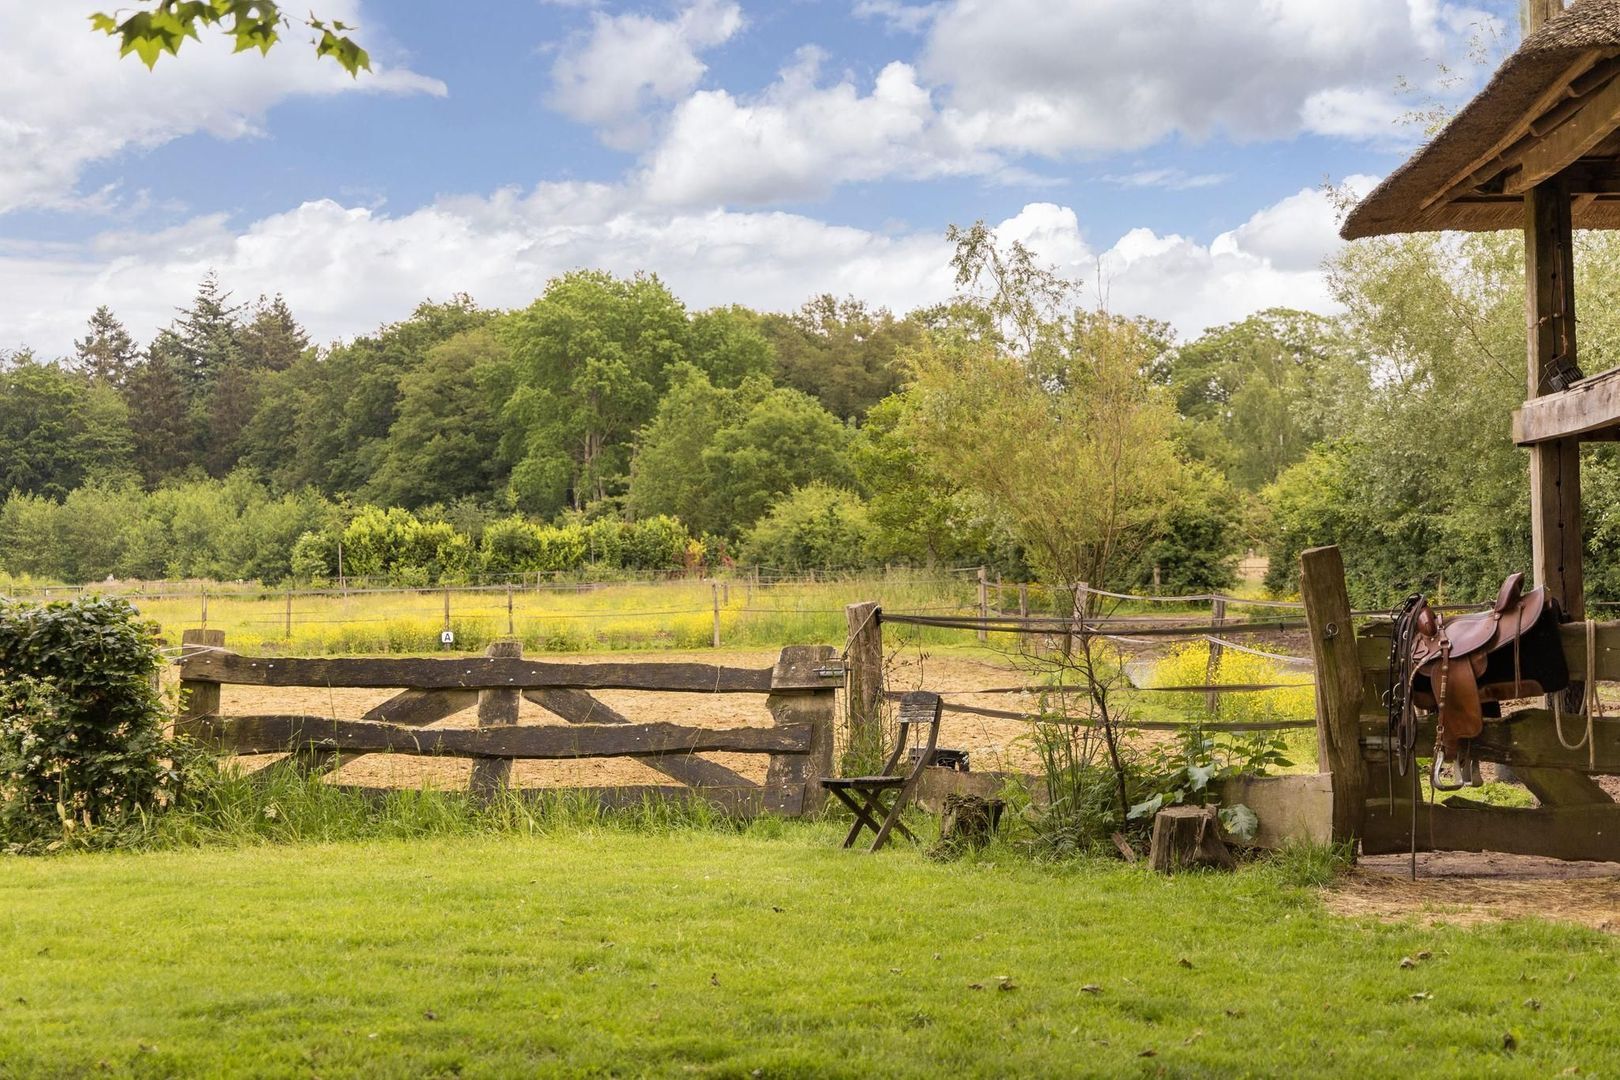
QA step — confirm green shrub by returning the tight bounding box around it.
[0,596,180,852]
[620,515,688,570]
[740,484,874,571]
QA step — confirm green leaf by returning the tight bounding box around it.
[1218,804,1259,844]
[1126,794,1163,821]
[89,13,119,33]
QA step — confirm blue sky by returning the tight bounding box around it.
[0,0,1521,356]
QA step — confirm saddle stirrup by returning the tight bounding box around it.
[1430,742,1470,792]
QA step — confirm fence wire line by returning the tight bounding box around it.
[918,697,1314,731]
[879,612,1309,638]
[1203,636,1315,668]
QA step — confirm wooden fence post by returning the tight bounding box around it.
[442,587,452,640]
[764,645,838,815]
[977,566,989,643]
[1205,597,1226,717]
[176,628,226,741]
[844,601,883,771]
[284,590,294,641]
[712,581,722,648]
[470,639,523,798]
[1018,584,1029,620]
[1300,546,1367,850]
[506,585,515,637]
[200,590,209,629]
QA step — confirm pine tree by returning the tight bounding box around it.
[72,305,138,388]
[239,294,310,372]
[169,272,243,397]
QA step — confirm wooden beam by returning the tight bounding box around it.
[361,688,476,726]
[1513,364,1620,443]
[525,687,758,792]
[1525,176,1586,619]
[218,715,814,758]
[1362,801,1620,862]
[1361,709,1620,774]
[176,628,226,740]
[1299,546,1367,846]
[178,651,775,693]
[1418,49,1604,213]
[470,640,522,798]
[1507,72,1620,195]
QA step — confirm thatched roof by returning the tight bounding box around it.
[1342,0,1620,239]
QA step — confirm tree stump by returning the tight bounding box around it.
[939,794,1004,850]
[1148,806,1235,874]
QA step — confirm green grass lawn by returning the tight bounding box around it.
[3,826,1617,1078]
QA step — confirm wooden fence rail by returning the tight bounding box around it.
[175,629,840,817]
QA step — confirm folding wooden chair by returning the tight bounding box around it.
[821,690,942,852]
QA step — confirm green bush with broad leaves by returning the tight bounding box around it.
[0,596,183,852]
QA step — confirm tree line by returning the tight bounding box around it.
[13,219,1606,605]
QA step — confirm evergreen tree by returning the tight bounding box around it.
[72,306,139,388]
[167,272,243,397]
[239,294,310,372]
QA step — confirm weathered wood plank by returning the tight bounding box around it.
[844,603,883,767]
[471,641,522,798]
[1517,767,1613,807]
[770,644,843,692]
[1513,365,1620,444]
[763,680,836,815]
[1506,74,1620,195]
[1301,546,1367,845]
[362,688,476,726]
[524,687,757,790]
[179,651,775,692]
[1361,801,1620,862]
[177,628,226,740]
[1360,708,1620,774]
[524,688,633,725]
[219,715,814,758]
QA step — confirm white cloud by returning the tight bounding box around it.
[547,0,743,148]
[622,0,1486,208]
[852,1,943,34]
[5,180,1368,359]
[639,48,1004,205]
[921,0,1499,154]
[1100,168,1229,191]
[0,2,444,217]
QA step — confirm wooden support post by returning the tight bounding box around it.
[712,581,722,648]
[284,590,293,641]
[1526,176,1585,622]
[976,566,988,643]
[1300,546,1367,850]
[200,590,208,629]
[442,587,452,636]
[470,640,522,798]
[844,601,884,772]
[1152,564,1161,592]
[1018,584,1029,620]
[506,585,515,637]
[1204,597,1226,717]
[1521,0,1564,32]
[176,628,226,741]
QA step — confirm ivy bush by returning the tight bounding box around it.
[0,596,178,852]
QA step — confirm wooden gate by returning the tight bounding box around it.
[175,630,840,816]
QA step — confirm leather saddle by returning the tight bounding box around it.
[1389,573,1569,790]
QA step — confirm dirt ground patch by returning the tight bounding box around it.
[201,647,1043,790]
[1326,852,1620,932]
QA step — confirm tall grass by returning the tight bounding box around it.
[111,570,986,654]
[143,761,770,850]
